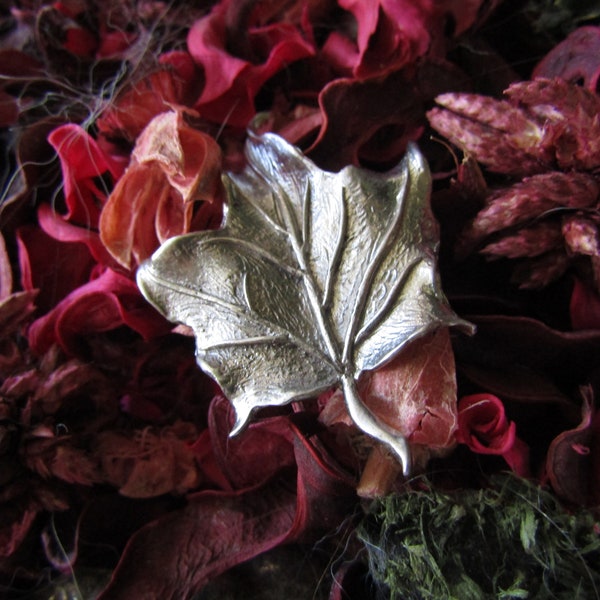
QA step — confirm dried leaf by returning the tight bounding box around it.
[138,130,472,474]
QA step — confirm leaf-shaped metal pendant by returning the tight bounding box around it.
[137,128,473,475]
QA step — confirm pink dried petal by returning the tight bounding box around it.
[481,221,563,259]
[187,2,314,127]
[47,124,121,227]
[0,233,11,299]
[434,92,533,131]
[96,56,199,142]
[562,215,600,256]
[507,78,600,170]
[359,328,459,453]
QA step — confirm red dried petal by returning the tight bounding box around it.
[96,484,297,600]
[47,124,121,227]
[533,26,600,91]
[322,0,430,79]
[208,395,295,490]
[570,279,600,330]
[37,203,117,267]
[96,55,199,142]
[131,111,222,204]
[187,2,314,127]
[100,111,222,269]
[307,70,423,171]
[100,163,175,269]
[27,268,169,356]
[546,388,599,506]
[456,393,529,475]
[16,224,97,313]
[95,424,352,599]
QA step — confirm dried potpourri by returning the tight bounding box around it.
[0,1,599,599]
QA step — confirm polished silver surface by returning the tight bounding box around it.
[137,129,473,475]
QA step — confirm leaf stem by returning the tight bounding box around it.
[341,373,411,476]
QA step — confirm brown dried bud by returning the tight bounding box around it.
[562,215,600,257]
[511,250,570,289]
[429,78,600,174]
[458,171,599,256]
[481,221,563,259]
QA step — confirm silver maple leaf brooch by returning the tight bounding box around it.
[137,126,473,475]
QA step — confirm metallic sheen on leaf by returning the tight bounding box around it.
[137,128,473,475]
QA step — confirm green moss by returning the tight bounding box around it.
[358,475,600,600]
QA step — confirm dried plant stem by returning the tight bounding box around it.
[356,443,402,499]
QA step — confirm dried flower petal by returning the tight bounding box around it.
[187,1,315,127]
[28,268,169,356]
[100,110,222,269]
[359,328,459,453]
[95,423,201,498]
[456,393,530,476]
[96,52,200,143]
[47,124,121,227]
[429,78,600,174]
[322,0,430,78]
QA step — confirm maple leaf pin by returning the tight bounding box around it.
[137,128,473,475]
